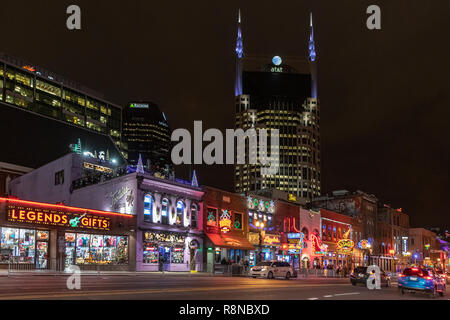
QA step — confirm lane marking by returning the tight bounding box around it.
[0,283,351,300]
[323,295,333,297]
[333,292,360,296]
[308,297,319,300]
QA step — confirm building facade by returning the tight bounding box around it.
[10,154,204,272]
[0,197,135,271]
[409,228,438,267]
[0,53,123,152]
[122,101,172,171]
[202,186,254,272]
[233,12,321,202]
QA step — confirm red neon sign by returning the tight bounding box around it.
[7,206,111,230]
[0,197,133,218]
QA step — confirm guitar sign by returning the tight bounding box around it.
[69,213,87,227]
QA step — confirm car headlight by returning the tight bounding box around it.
[261,267,267,271]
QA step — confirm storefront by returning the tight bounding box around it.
[248,232,281,266]
[205,232,255,272]
[0,197,135,271]
[139,229,202,272]
[280,232,305,269]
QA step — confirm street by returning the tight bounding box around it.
[0,274,447,300]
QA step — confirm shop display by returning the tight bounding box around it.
[171,247,184,264]
[143,244,159,264]
[0,227,48,266]
[69,233,128,265]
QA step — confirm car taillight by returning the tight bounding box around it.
[424,276,432,280]
[398,274,404,277]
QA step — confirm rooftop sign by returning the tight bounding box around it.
[129,103,149,109]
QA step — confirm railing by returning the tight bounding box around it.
[7,258,62,276]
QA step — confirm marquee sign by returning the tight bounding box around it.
[7,205,111,230]
[337,239,354,254]
[358,239,370,250]
[263,234,281,246]
[219,210,232,234]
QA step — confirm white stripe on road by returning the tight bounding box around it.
[308,297,319,300]
[333,292,361,296]
[323,295,333,297]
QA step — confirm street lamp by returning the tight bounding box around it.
[255,221,265,262]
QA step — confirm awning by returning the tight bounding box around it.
[206,233,255,251]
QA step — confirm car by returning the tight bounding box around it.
[350,266,391,287]
[250,261,294,279]
[397,267,446,298]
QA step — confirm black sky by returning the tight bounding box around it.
[1,0,449,229]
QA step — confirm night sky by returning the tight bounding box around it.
[1,1,449,229]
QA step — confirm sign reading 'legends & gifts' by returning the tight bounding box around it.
[7,205,111,230]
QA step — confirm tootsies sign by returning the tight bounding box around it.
[7,205,111,231]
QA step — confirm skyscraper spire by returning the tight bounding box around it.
[235,9,244,96]
[308,13,316,62]
[309,12,318,98]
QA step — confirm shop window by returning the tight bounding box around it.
[176,201,184,225]
[161,198,169,224]
[191,204,198,228]
[144,194,154,222]
[171,247,184,264]
[333,227,336,240]
[143,243,159,264]
[234,212,243,230]
[65,233,128,267]
[0,228,36,264]
[322,224,326,238]
[206,207,217,226]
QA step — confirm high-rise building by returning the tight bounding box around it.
[122,102,172,172]
[234,12,321,202]
[0,53,123,151]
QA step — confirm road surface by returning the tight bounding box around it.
[0,274,447,300]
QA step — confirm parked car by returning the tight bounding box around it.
[398,267,446,298]
[350,266,391,287]
[250,261,294,279]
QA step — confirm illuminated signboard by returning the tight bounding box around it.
[129,103,149,109]
[358,239,370,250]
[83,162,113,174]
[337,239,354,254]
[288,194,296,202]
[272,56,282,66]
[263,234,281,246]
[219,210,232,233]
[247,196,275,213]
[7,205,111,230]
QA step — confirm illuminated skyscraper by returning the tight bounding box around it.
[122,102,172,173]
[234,13,321,202]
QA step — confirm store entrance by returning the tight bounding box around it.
[159,247,170,270]
[36,242,48,269]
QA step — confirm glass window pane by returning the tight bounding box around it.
[1,228,19,263]
[19,229,35,263]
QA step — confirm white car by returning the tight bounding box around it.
[250,261,294,279]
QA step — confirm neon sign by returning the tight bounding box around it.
[263,234,281,246]
[312,233,328,255]
[219,210,231,233]
[7,206,111,230]
[337,239,354,254]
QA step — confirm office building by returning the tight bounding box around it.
[234,12,321,202]
[0,53,123,151]
[122,102,172,171]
